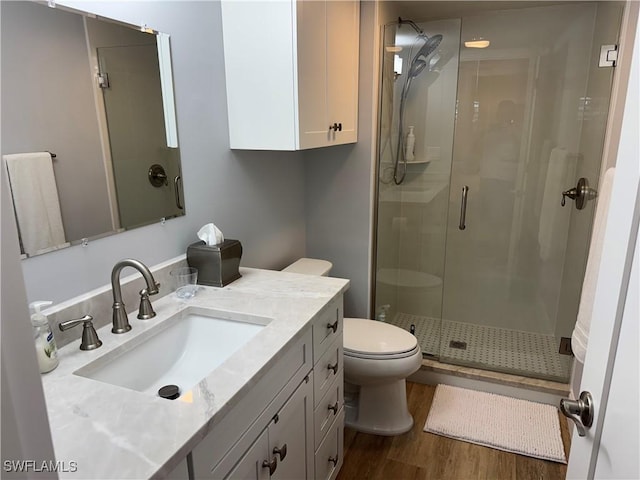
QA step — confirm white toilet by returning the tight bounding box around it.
[282,258,423,436]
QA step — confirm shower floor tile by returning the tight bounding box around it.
[389,312,572,382]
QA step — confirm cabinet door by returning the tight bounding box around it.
[297,0,359,149]
[297,0,329,149]
[226,429,270,480]
[269,374,314,480]
[326,0,359,145]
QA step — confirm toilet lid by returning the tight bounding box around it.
[343,318,418,356]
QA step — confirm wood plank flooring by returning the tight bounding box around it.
[337,382,571,480]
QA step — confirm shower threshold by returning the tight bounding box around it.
[390,312,573,383]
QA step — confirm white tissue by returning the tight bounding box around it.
[197,223,224,246]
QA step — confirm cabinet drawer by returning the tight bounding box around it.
[312,298,342,364]
[314,408,344,480]
[313,371,343,448]
[313,336,342,407]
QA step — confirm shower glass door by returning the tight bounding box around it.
[440,3,622,381]
[374,18,461,356]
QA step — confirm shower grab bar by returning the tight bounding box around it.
[174,175,183,210]
[459,186,469,230]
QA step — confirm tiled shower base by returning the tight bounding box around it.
[390,312,572,382]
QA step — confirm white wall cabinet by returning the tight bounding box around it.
[221,0,359,151]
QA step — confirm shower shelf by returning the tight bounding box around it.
[406,159,430,165]
[379,182,446,204]
[377,268,442,288]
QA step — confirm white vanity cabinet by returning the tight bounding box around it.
[189,296,345,480]
[220,0,359,151]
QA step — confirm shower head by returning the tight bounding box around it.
[414,34,443,62]
[407,34,443,80]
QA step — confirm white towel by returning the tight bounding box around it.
[571,168,616,363]
[538,147,576,261]
[4,152,66,256]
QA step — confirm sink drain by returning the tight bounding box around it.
[158,384,180,400]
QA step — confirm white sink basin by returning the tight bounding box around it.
[74,307,270,397]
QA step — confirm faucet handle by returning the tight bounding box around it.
[138,288,157,320]
[59,315,102,350]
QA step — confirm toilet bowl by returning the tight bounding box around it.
[343,318,422,435]
[282,258,423,436]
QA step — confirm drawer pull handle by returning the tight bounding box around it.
[328,401,339,414]
[328,455,339,467]
[328,361,339,375]
[327,319,339,333]
[273,444,287,461]
[262,457,277,475]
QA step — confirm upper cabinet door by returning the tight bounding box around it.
[298,0,359,149]
[221,0,359,151]
[326,1,359,146]
[297,0,329,149]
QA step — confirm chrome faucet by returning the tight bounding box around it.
[111,259,160,334]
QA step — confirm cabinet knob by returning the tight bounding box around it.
[328,360,339,375]
[262,457,277,475]
[273,444,287,461]
[328,455,339,467]
[329,122,342,132]
[328,401,339,414]
[326,319,339,333]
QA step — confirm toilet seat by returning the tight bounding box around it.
[344,345,420,360]
[343,318,418,360]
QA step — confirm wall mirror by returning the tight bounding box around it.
[1,1,185,258]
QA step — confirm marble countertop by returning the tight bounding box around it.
[41,268,349,479]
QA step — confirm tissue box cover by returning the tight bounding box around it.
[186,240,242,287]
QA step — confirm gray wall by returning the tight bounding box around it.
[1,1,113,242]
[16,0,307,304]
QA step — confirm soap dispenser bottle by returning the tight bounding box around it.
[30,301,59,373]
[405,126,416,162]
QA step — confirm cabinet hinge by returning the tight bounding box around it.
[97,72,110,89]
[599,44,618,68]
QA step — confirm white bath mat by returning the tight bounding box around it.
[424,384,567,463]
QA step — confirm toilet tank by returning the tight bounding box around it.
[282,258,333,276]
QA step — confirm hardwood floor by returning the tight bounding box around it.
[337,382,571,480]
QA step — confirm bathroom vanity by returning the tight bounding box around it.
[40,268,348,479]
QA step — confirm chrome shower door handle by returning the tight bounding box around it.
[561,177,596,209]
[174,175,183,210]
[459,186,469,230]
[560,391,594,437]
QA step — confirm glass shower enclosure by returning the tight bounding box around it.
[374,2,622,382]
